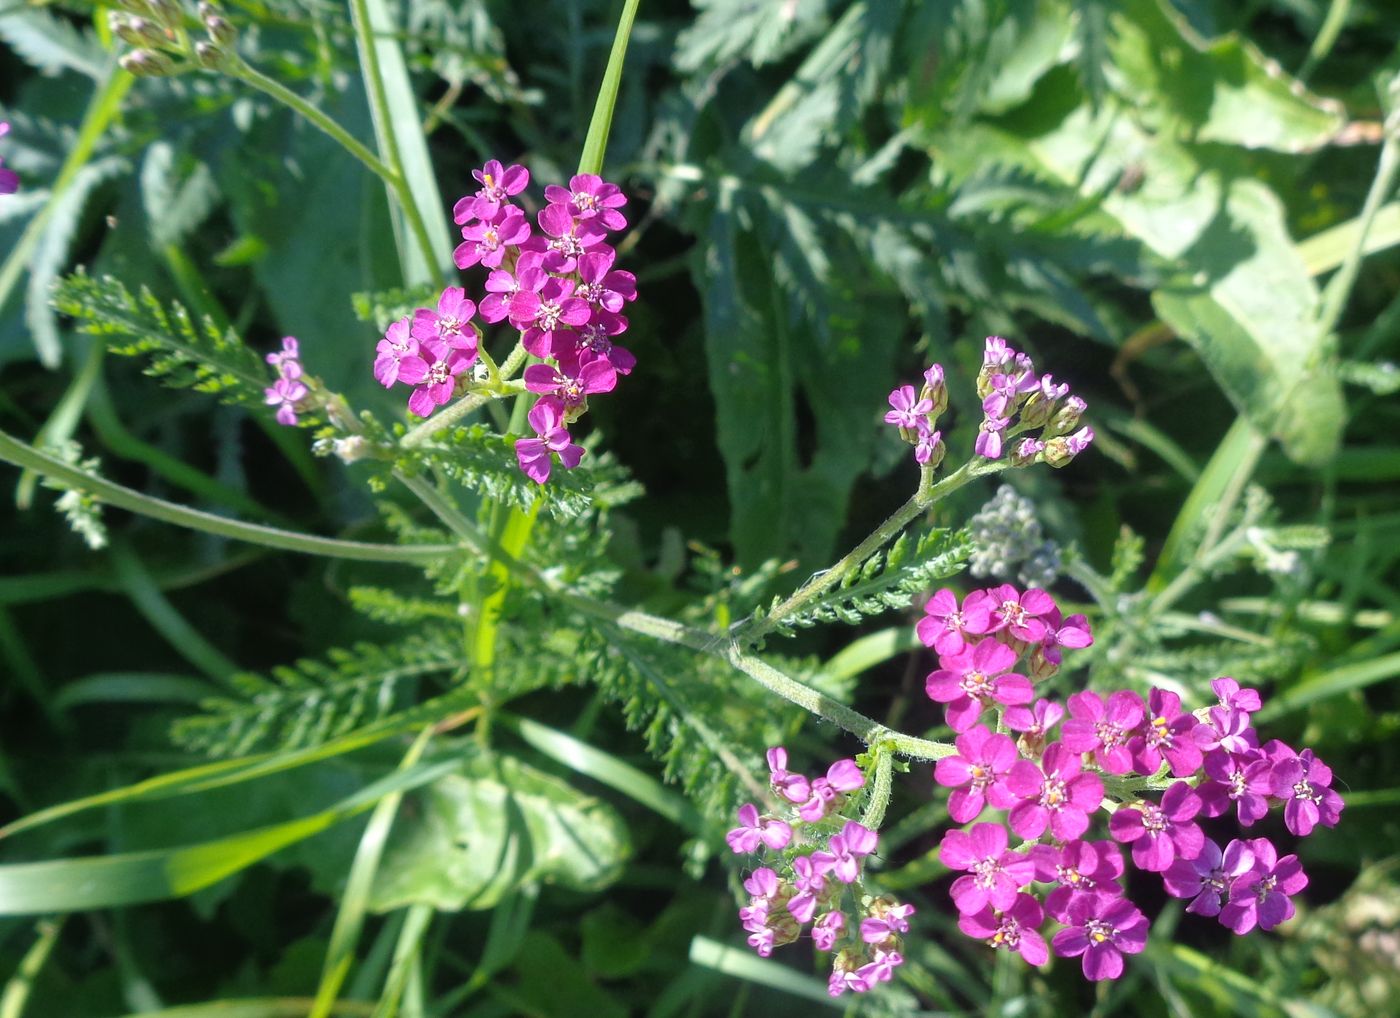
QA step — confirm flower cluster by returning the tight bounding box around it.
[728,749,915,997]
[264,336,306,426]
[372,159,636,484]
[884,364,947,468]
[923,586,1343,979]
[0,122,17,195]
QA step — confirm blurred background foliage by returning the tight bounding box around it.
[1,0,1399,1015]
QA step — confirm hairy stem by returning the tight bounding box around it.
[399,344,530,448]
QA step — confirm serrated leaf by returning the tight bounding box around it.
[369,751,630,912]
[0,10,107,81]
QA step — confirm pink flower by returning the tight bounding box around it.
[797,758,866,822]
[1005,741,1104,840]
[454,206,530,269]
[1197,748,1272,823]
[1220,838,1307,934]
[939,823,1035,915]
[1163,838,1255,918]
[1061,690,1146,774]
[1192,706,1258,756]
[884,384,932,429]
[406,342,472,417]
[556,311,636,377]
[528,202,608,274]
[811,821,878,884]
[411,286,479,359]
[811,911,845,951]
[914,422,944,466]
[1270,748,1344,837]
[786,855,827,923]
[1128,688,1202,777]
[479,252,543,323]
[916,588,993,657]
[1037,607,1093,666]
[575,248,637,312]
[265,336,302,379]
[1003,698,1064,743]
[374,317,422,387]
[1108,781,1204,872]
[544,173,628,230]
[1031,839,1124,922]
[1212,676,1262,714]
[975,413,1010,459]
[508,260,591,357]
[924,637,1033,732]
[957,893,1048,965]
[514,397,584,484]
[933,724,1020,823]
[765,746,810,804]
[725,803,792,854]
[454,159,529,223]
[860,901,915,943]
[523,359,617,409]
[986,584,1056,643]
[264,376,307,426]
[1051,892,1148,981]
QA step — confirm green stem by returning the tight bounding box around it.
[0,429,456,564]
[577,0,644,176]
[859,748,894,830]
[738,458,1003,643]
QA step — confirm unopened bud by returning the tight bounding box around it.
[1044,395,1086,437]
[114,0,154,15]
[119,49,178,77]
[203,14,237,47]
[1043,425,1094,468]
[197,1,220,18]
[145,0,183,29]
[193,40,225,69]
[1010,437,1044,467]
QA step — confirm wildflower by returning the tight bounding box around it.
[479,252,542,323]
[406,342,472,417]
[860,898,916,943]
[884,384,932,430]
[922,363,948,415]
[786,855,828,923]
[765,746,810,804]
[575,248,637,312]
[811,911,845,951]
[544,172,628,230]
[986,583,1055,643]
[264,376,307,426]
[914,423,944,467]
[1108,781,1205,872]
[1044,424,1094,467]
[0,122,16,195]
[557,311,636,377]
[1036,608,1093,667]
[1061,689,1146,775]
[1212,676,1262,714]
[1270,748,1344,837]
[933,724,1020,823]
[1129,688,1202,777]
[726,804,792,854]
[1197,748,1272,824]
[508,260,591,357]
[528,202,609,274]
[1003,697,1064,750]
[939,822,1036,914]
[454,159,529,223]
[1051,892,1148,981]
[412,286,479,359]
[265,336,302,379]
[1031,839,1124,922]
[523,359,617,412]
[1010,437,1044,467]
[811,821,878,884]
[796,758,865,822]
[924,637,1033,732]
[454,205,530,270]
[1219,838,1307,934]
[1192,706,1258,756]
[1163,838,1255,918]
[514,396,584,484]
[1005,741,1104,841]
[975,413,1010,459]
[916,588,994,657]
[957,893,1049,965]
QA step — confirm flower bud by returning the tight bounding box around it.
[1043,425,1094,468]
[920,363,948,418]
[193,40,225,69]
[1010,437,1043,467]
[119,49,179,77]
[145,0,183,29]
[1043,394,1086,437]
[114,0,155,15]
[203,14,237,47]
[109,12,162,48]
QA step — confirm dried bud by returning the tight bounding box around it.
[119,49,178,77]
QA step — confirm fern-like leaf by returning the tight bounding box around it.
[761,528,971,634]
[52,271,269,408]
[172,632,463,757]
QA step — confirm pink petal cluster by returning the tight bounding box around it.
[917,586,1341,982]
[371,159,637,484]
[954,336,1093,465]
[732,748,915,997]
[883,364,946,468]
[263,336,307,426]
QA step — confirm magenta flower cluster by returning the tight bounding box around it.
[883,338,1092,469]
[372,159,637,483]
[728,749,916,997]
[0,122,17,195]
[263,336,306,426]
[923,587,1343,979]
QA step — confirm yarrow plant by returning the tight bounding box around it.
[919,585,1342,980]
[371,160,637,484]
[728,749,917,997]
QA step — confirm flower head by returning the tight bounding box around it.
[455,159,529,222]
[1108,781,1204,873]
[1051,892,1148,981]
[514,397,584,484]
[811,821,878,884]
[1005,741,1104,841]
[1219,838,1308,934]
[1061,689,1146,774]
[957,893,1048,965]
[916,588,993,657]
[933,724,1020,823]
[1270,748,1344,837]
[726,804,792,854]
[939,822,1036,914]
[924,637,1033,732]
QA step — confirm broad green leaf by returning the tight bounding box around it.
[0,761,455,915]
[1109,0,1344,153]
[369,751,630,912]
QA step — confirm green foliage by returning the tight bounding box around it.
[761,528,971,633]
[171,632,463,757]
[51,271,269,410]
[369,748,630,912]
